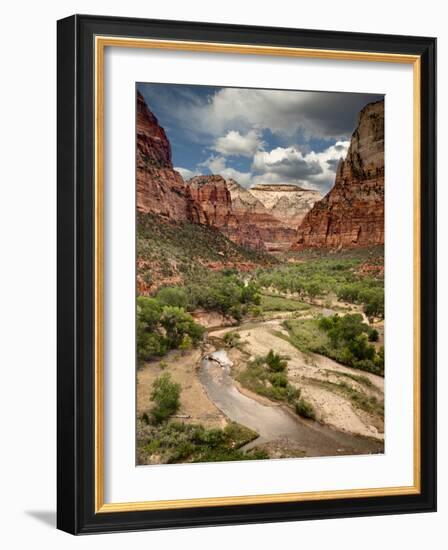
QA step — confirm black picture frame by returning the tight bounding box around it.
[57,14,436,535]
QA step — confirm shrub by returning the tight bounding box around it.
[223,331,241,348]
[192,426,226,447]
[295,398,316,420]
[374,346,385,371]
[137,331,167,361]
[269,372,288,388]
[137,420,266,464]
[265,350,288,372]
[285,384,301,403]
[248,305,263,318]
[368,328,379,342]
[150,373,181,424]
[178,334,193,354]
[156,286,189,309]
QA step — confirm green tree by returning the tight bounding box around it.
[137,296,162,331]
[348,334,376,361]
[137,296,164,362]
[241,282,261,305]
[156,286,189,309]
[160,306,204,348]
[137,332,167,361]
[150,373,181,424]
[179,334,193,354]
[359,288,384,318]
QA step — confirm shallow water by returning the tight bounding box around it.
[199,350,383,457]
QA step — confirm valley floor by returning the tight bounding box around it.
[137,292,384,464]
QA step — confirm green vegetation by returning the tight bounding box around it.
[237,351,300,404]
[137,420,268,464]
[223,331,242,348]
[137,212,275,286]
[183,275,261,321]
[323,369,374,389]
[254,252,384,318]
[237,350,318,421]
[260,294,311,312]
[304,377,384,417]
[137,296,204,363]
[337,284,384,318]
[266,349,288,372]
[283,314,384,375]
[295,398,316,420]
[138,375,268,464]
[150,373,181,424]
[152,273,262,321]
[156,286,189,309]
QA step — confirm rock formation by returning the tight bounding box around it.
[293,100,384,249]
[227,180,299,251]
[188,175,266,250]
[137,91,356,253]
[137,91,191,220]
[249,184,322,230]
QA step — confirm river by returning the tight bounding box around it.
[199,349,383,457]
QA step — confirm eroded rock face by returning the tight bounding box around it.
[227,180,298,252]
[187,175,233,226]
[250,184,322,229]
[137,91,368,253]
[137,91,191,220]
[294,100,384,249]
[188,175,266,250]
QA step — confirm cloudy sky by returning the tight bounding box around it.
[137,83,382,192]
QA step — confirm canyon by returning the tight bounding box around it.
[136,90,385,466]
[137,91,321,251]
[137,92,384,253]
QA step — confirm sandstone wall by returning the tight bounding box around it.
[294,100,384,249]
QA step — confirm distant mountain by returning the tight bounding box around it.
[226,179,300,252]
[136,93,320,252]
[249,184,322,230]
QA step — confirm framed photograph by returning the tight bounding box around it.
[57,14,436,534]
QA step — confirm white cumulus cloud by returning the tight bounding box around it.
[174,166,200,180]
[251,141,350,191]
[185,140,349,191]
[211,129,264,157]
[198,155,253,187]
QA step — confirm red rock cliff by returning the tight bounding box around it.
[226,180,299,252]
[137,91,191,220]
[187,175,266,250]
[293,100,384,249]
[137,92,340,253]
